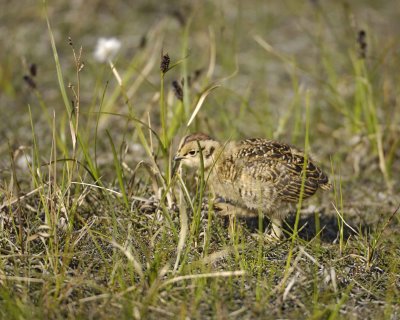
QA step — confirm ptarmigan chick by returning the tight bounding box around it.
[174,133,331,239]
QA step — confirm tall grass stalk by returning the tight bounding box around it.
[44,1,71,115]
[2,2,399,318]
[181,17,193,118]
[160,69,167,149]
[352,54,391,191]
[331,160,345,254]
[107,131,129,208]
[284,90,311,281]
[173,172,191,273]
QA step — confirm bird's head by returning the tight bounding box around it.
[174,133,220,170]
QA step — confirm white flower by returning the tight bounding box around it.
[16,154,32,171]
[93,37,121,63]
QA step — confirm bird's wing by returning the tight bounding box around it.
[235,139,330,202]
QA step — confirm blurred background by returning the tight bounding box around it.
[1,0,399,211]
[1,2,400,318]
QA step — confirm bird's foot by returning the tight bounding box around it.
[251,230,281,242]
[263,231,282,242]
[213,198,236,215]
[252,219,283,242]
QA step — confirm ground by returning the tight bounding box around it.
[0,1,399,319]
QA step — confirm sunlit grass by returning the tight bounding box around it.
[0,1,399,319]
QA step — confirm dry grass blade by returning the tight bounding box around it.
[0,186,43,210]
[331,202,359,235]
[79,293,111,303]
[173,173,188,273]
[0,275,45,283]
[206,26,216,79]
[110,240,144,279]
[283,271,300,301]
[158,270,246,290]
[2,2,400,319]
[187,84,220,127]
[253,34,305,74]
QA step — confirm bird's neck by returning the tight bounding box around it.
[202,142,225,171]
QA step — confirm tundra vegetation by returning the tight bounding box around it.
[0,1,399,319]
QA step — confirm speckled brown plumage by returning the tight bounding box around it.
[174,133,331,238]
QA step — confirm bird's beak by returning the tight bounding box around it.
[173,154,183,162]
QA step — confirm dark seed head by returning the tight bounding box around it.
[160,53,170,73]
[357,30,367,59]
[358,30,366,41]
[29,64,37,77]
[139,35,147,49]
[172,80,183,101]
[23,75,36,89]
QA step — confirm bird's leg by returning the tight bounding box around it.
[228,214,236,237]
[212,199,238,236]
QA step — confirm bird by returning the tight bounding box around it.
[173,133,331,239]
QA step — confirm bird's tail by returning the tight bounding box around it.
[320,181,332,191]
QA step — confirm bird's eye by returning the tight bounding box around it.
[188,150,197,156]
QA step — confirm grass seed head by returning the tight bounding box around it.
[29,63,37,77]
[357,29,367,59]
[172,80,183,101]
[23,75,36,89]
[160,53,170,73]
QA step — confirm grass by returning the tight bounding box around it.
[1,0,400,319]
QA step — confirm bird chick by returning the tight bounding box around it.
[174,133,331,239]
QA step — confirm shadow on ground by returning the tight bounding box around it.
[234,212,360,243]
